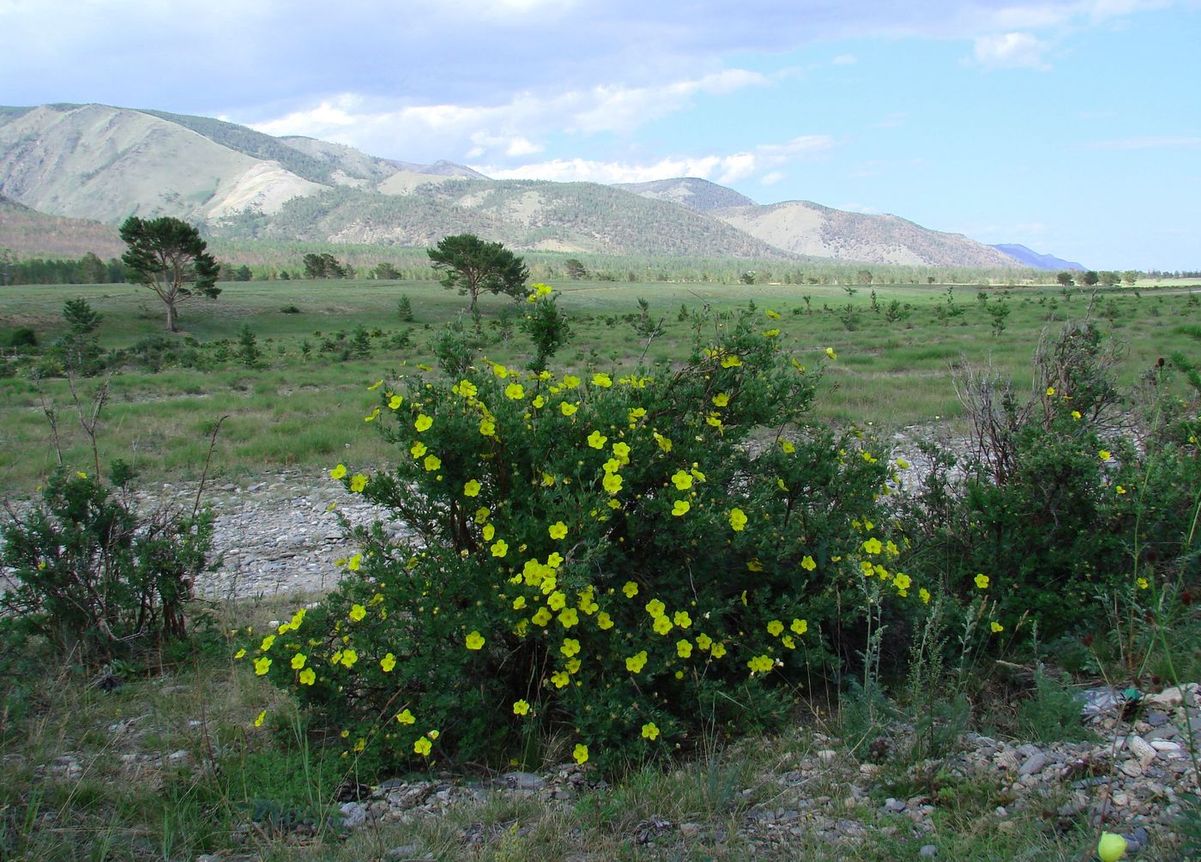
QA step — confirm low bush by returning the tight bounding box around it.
[249,301,906,773]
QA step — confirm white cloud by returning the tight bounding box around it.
[569,69,769,134]
[473,134,834,185]
[832,53,858,65]
[972,32,1052,69]
[1088,135,1201,149]
[759,171,786,186]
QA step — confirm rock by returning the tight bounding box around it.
[817,749,837,764]
[884,797,907,813]
[1018,752,1048,776]
[919,845,938,857]
[1127,736,1156,765]
[502,771,545,790]
[339,801,368,829]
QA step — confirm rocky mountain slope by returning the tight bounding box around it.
[991,243,1085,271]
[1,102,1033,266]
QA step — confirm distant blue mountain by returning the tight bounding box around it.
[991,244,1085,271]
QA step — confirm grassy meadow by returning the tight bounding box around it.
[1,276,1198,492]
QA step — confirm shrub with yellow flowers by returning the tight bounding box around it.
[249,302,897,773]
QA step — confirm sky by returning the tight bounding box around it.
[2,0,1199,270]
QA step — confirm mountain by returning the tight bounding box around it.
[0,102,1025,266]
[0,195,124,258]
[990,244,1084,271]
[614,177,756,212]
[712,201,1017,268]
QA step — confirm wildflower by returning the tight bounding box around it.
[763,328,780,338]
[1071,410,1082,421]
[597,612,614,630]
[573,743,589,765]
[710,641,727,658]
[339,649,358,668]
[396,709,416,725]
[260,634,276,651]
[675,639,693,658]
[1099,449,1112,462]
[825,347,837,360]
[380,653,396,672]
[548,591,567,611]
[547,521,569,541]
[388,394,403,409]
[728,508,748,531]
[671,469,693,490]
[587,430,608,449]
[414,737,432,757]
[423,454,441,471]
[713,392,730,408]
[491,539,508,558]
[862,537,883,555]
[747,655,774,674]
[504,382,525,400]
[349,604,366,622]
[557,608,579,628]
[767,620,784,637]
[479,419,496,436]
[349,473,368,493]
[653,432,673,452]
[562,374,581,389]
[347,553,362,571]
[464,479,482,497]
[415,414,433,432]
[642,722,660,740]
[1046,386,1056,396]
[410,441,428,458]
[550,671,570,688]
[254,657,271,675]
[990,621,1004,633]
[298,668,315,685]
[475,506,491,524]
[652,615,674,635]
[801,555,817,572]
[919,588,931,604]
[330,464,347,480]
[720,354,742,368]
[561,638,581,658]
[1137,577,1149,590]
[623,581,639,598]
[482,524,496,542]
[645,598,666,618]
[532,607,553,627]
[465,631,485,650]
[453,379,477,397]
[1116,485,1127,495]
[974,573,990,589]
[291,653,307,670]
[625,651,648,673]
[364,406,381,422]
[254,710,266,727]
[672,500,691,516]
[603,473,623,494]
[234,648,246,660]
[672,610,692,628]
[368,379,384,391]
[612,441,631,464]
[513,700,530,716]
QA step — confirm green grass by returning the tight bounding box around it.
[1,278,1198,491]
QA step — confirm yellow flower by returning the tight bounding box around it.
[560,401,579,416]
[1137,577,1149,590]
[591,373,612,388]
[695,633,712,651]
[670,470,693,490]
[491,539,508,558]
[548,521,568,540]
[480,419,496,437]
[597,612,614,630]
[368,379,384,391]
[974,573,990,590]
[561,638,581,657]
[825,347,837,360]
[602,473,623,495]
[380,653,396,672]
[763,328,780,338]
[625,651,648,673]
[513,700,530,716]
[677,639,693,658]
[1045,386,1056,396]
[550,670,570,689]
[463,479,482,497]
[652,615,674,635]
[645,598,665,618]
[260,634,276,651]
[504,382,525,400]
[1099,449,1112,462]
[532,607,553,627]
[1116,485,1127,495]
[465,630,485,650]
[712,392,730,407]
[364,406,381,423]
[747,655,774,674]
[298,668,316,686]
[728,508,748,531]
[254,657,271,675]
[415,414,433,432]
[791,618,808,636]
[422,454,441,472]
[414,737,432,756]
[587,430,608,449]
[720,354,742,368]
[347,553,362,571]
[234,648,246,660]
[396,708,416,725]
[672,500,691,517]
[349,604,366,622]
[654,432,673,452]
[673,610,692,628]
[767,620,784,637]
[349,473,368,494]
[557,608,579,628]
[340,649,358,668]
[641,722,660,740]
[330,463,347,480]
[623,581,639,598]
[388,394,403,410]
[919,588,931,604]
[862,537,883,555]
[710,642,727,658]
[512,596,527,611]
[482,523,496,541]
[990,621,1004,633]
[573,743,589,765]
[254,710,266,728]
[548,591,567,611]
[1072,410,1082,421]
[291,653,307,670]
[410,441,428,458]
[562,374,581,389]
[453,379,478,397]
[801,555,817,572]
